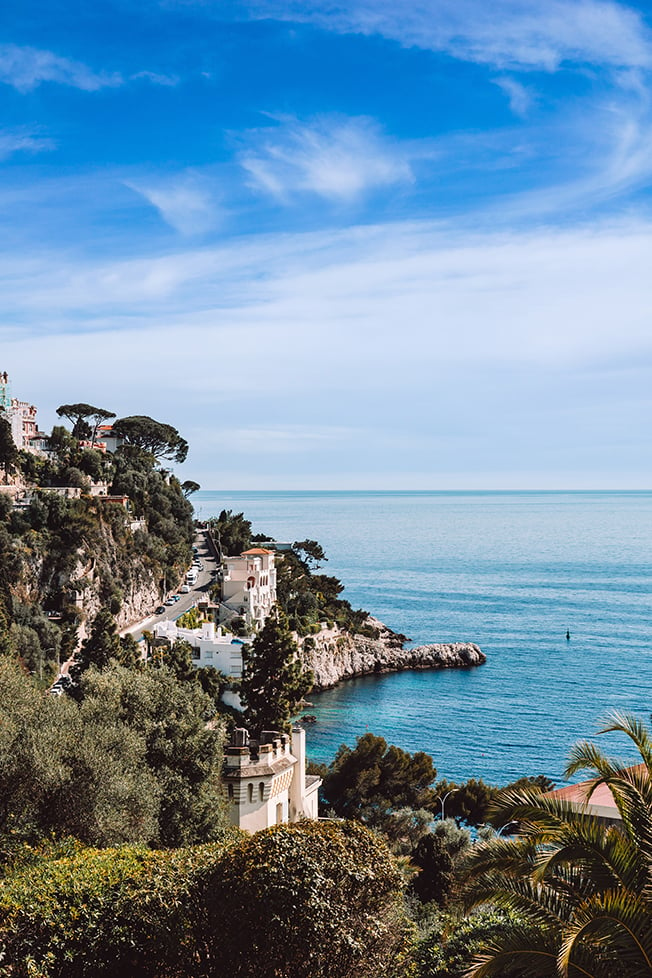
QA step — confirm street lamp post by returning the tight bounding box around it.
[496,820,517,837]
[440,789,455,821]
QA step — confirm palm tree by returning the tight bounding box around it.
[461,712,652,978]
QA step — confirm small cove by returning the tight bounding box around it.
[196,490,652,785]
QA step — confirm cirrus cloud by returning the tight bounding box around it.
[239,114,417,203]
[0,43,122,92]
[236,0,652,72]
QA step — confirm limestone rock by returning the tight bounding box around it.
[301,616,485,690]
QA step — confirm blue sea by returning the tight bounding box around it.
[195,491,652,788]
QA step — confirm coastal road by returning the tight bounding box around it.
[121,528,220,643]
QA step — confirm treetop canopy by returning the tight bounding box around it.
[112,415,189,464]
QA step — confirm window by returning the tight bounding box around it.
[228,784,234,801]
[248,783,253,803]
[259,782,264,801]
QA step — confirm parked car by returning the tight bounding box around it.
[180,585,190,594]
[165,598,175,606]
[172,594,181,601]
[155,606,166,615]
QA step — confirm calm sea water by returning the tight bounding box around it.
[195,491,652,787]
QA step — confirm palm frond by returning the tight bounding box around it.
[559,888,652,978]
[465,923,597,978]
[533,820,646,893]
[565,740,629,782]
[464,870,573,929]
[460,714,652,978]
[598,712,652,772]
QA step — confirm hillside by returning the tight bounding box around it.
[0,418,194,677]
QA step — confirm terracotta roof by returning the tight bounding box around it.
[241,547,274,555]
[546,764,646,818]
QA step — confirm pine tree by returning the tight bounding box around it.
[241,609,312,737]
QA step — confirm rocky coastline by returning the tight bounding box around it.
[301,616,485,690]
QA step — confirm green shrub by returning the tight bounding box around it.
[413,907,525,978]
[0,838,238,978]
[176,607,203,629]
[0,822,409,978]
[204,820,410,978]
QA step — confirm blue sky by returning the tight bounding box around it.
[2,0,652,488]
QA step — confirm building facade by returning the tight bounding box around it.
[0,371,45,453]
[221,547,277,629]
[153,619,245,678]
[223,726,321,833]
[95,425,124,453]
[10,399,38,448]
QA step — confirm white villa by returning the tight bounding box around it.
[221,547,277,629]
[153,619,245,678]
[224,726,321,833]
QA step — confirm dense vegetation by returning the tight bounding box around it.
[0,656,228,852]
[0,821,407,978]
[5,704,647,977]
[0,408,194,679]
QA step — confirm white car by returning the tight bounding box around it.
[180,584,191,593]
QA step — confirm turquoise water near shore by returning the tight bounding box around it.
[195,491,652,787]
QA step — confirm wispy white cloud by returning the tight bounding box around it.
[130,70,179,87]
[0,44,178,94]
[4,216,652,485]
[0,43,122,92]
[3,216,652,368]
[502,90,652,216]
[240,114,417,202]
[125,174,221,235]
[239,0,652,72]
[493,76,534,116]
[0,127,55,160]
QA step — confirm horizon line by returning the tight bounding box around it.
[192,487,652,493]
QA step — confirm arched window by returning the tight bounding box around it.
[248,783,253,803]
[259,782,264,801]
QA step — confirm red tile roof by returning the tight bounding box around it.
[546,764,646,817]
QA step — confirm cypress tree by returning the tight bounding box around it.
[241,609,312,736]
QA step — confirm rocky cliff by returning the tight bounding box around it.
[10,511,161,639]
[301,616,485,689]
